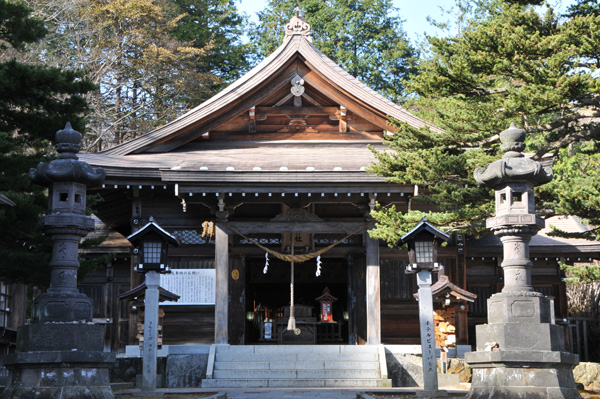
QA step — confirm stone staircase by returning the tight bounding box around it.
[201,344,392,388]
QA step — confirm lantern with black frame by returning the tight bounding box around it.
[127,217,179,392]
[397,217,449,397]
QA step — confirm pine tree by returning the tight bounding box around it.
[23,0,221,151]
[250,0,418,102]
[0,0,95,286]
[368,0,600,245]
[170,0,252,89]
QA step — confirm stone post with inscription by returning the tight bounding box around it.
[399,217,449,397]
[142,271,160,392]
[416,270,442,397]
[467,123,580,399]
[2,123,115,399]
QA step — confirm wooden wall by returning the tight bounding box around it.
[162,305,215,345]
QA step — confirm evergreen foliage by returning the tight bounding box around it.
[170,0,252,88]
[250,0,418,101]
[369,0,600,251]
[0,0,95,286]
[23,0,248,151]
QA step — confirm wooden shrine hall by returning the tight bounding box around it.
[80,12,587,352]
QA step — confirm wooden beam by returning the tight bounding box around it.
[225,221,369,234]
[301,92,323,107]
[248,107,256,133]
[274,93,294,107]
[300,69,392,131]
[339,106,347,133]
[256,106,338,116]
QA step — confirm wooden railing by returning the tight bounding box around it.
[560,317,592,362]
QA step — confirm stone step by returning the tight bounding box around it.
[205,345,388,389]
[215,352,378,363]
[201,378,392,388]
[438,373,460,387]
[214,361,380,371]
[213,368,381,380]
[214,344,379,355]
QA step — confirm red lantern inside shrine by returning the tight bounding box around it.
[315,287,337,323]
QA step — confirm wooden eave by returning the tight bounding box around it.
[99,34,441,156]
[119,282,180,302]
[415,275,477,303]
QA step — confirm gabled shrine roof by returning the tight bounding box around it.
[97,13,441,157]
[414,275,477,303]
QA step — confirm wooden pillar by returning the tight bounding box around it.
[228,255,246,345]
[366,232,381,344]
[455,305,469,345]
[349,255,367,345]
[215,224,229,344]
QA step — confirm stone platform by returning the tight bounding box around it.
[466,350,580,399]
[2,324,115,399]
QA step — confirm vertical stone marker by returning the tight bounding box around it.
[467,123,581,399]
[126,217,179,392]
[398,217,450,397]
[142,271,160,392]
[2,123,114,399]
[416,270,442,396]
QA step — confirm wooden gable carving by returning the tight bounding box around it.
[97,12,441,157]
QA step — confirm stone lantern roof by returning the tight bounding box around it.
[29,122,105,187]
[473,123,552,188]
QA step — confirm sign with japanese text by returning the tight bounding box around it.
[160,269,216,305]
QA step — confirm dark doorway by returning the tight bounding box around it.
[245,256,348,344]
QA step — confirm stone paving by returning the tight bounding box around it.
[221,388,360,399]
[113,387,468,399]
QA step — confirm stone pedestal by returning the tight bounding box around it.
[467,350,579,399]
[466,293,580,399]
[2,324,115,399]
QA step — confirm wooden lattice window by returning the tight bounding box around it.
[0,282,9,328]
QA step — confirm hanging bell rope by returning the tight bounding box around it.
[287,240,296,331]
[229,220,375,263]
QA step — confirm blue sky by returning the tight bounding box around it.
[238,0,576,43]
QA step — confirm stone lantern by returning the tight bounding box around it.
[29,123,105,322]
[467,123,580,399]
[2,123,114,399]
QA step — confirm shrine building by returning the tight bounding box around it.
[78,13,598,356]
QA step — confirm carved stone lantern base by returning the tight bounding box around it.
[466,351,579,399]
[465,292,581,399]
[2,324,115,399]
[32,292,93,323]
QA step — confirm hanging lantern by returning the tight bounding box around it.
[127,217,179,273]
[397,217,449,273]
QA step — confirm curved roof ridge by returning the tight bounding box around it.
[300,39,442,133]
[100,30,442,156]
[103,36,303,155]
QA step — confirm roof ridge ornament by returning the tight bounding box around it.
[284,6,312,42]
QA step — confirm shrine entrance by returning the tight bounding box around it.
[244,256,349,344]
